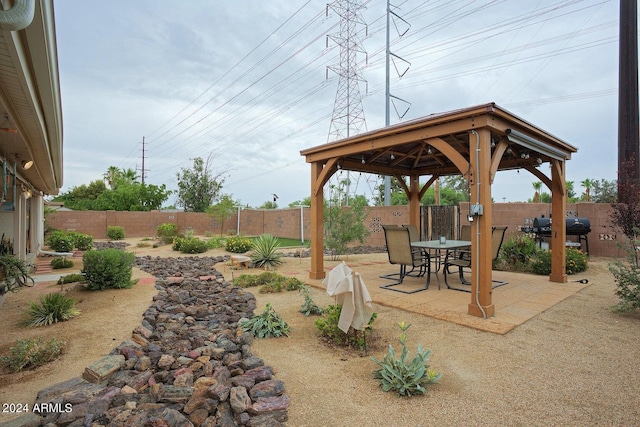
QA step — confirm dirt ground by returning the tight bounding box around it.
[0,240,639,426]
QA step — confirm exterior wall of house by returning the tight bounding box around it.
[47,202,627,258]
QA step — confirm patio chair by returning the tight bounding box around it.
[380,225,431,293]
[443,226,509,291]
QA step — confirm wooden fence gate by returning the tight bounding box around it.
[421,205,460,241]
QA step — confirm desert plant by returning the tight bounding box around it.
[23,292,80,326]
[1,337,66,372]
[172,237,208,254]
[371,321,441,397]
[206,235,226,249]
[497,234,539,267]
[50,257,73,269]
[240,303,290,338]
[315,304,376,350]
[609,230,640,313]
[107,226,125,240]
[225,236,252,253]
[529,247,588,275]
[82,248,135,290]
[157,223,178,244]
[70,232,94,251]
[299,285,323,316]
[250,234,283,269]
[56,273,85,285]
[283,277,304,291]
[0,255,34,292]
[46,230,74,252]
[234,274,260,288]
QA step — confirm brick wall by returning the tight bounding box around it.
[47,203,627,258]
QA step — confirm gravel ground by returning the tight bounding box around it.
[1,240,638,426]
[249,256,640,426]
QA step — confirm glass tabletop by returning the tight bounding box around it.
[411,240,471,250]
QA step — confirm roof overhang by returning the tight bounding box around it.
[0,0,63,195]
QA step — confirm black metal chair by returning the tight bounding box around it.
[443,226,508,291]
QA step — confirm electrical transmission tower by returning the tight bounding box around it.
[326,0,368,142]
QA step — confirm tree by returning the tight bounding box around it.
[581,178,594,201]
[532,181,543,203]
[53,180,108,210]
[566,181,577,202]
[591,179,617,203]
[324,195,370,260]
[103,166,121,190]
[176,155,226,212]
[288,197,311,208]
[259,201,278,209]
[206,195,239,235]
[93,182,170,211]
[373,176,467,206]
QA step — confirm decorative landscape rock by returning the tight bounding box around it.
[19,255,289,426]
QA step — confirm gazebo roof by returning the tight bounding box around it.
[300,102,577,178]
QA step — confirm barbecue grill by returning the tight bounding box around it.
[527,217,591,254]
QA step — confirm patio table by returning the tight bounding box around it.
[411,240,471,289]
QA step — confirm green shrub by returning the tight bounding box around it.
[283,277,304,291]
[157,223,178,244]
[315,304,377,350]
[299,285,323,316]
[529,247,588,275]
[172,237,208,254]
[234,274,260,288]
[82,249,135,290]
[69,232,94,251]
[206,235,226,249]
[497,234,539,268]
[609,245,640,313]
[225,236,252,253]
[371,322,441,397]
[259,281,283,293]
[56,273,85,285]
[1,337,66,372]
[50,257,73,269]
[240,303,290,338]
[250,234,283,269]
[23,292,80,326]
[46,230,74,252]
[107,226,125,241]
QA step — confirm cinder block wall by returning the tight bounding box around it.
[47,203,626,258]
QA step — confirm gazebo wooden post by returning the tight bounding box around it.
[549,160,568,283]
[409,173,421,229]
[468,128,495,318]
[309,161,326,280]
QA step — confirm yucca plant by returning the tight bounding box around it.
[23,292,80,327]
[250,234,283,269]
[371,322,441,396]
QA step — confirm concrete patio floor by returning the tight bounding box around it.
[253,252,592,335]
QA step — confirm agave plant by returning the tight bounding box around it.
[23,292,80,327]
[250,234,283,269]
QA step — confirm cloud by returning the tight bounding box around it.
[55,0,621,206]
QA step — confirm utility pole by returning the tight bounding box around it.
[383,0,410,205]
[138,136,149,184]
[618,0,640,200]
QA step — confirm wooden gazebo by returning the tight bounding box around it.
[300,103,577,318]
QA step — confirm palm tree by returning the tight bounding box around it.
[103,166,121,189]
[581,178,594,202]
[532,181,543,203]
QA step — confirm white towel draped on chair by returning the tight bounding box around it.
[322,261,374,333]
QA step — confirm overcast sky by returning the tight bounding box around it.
[54,0,620,207]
